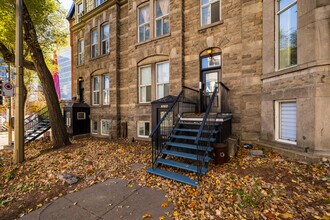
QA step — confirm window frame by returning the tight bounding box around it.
[95,0,105,8]
[77,39,84,65]
[92,75,100,105]
[154,0,170,37]
[138,3,151,43]
[91,120,98,134]
[200,0,221,27]
[274,100,297,145]
[139,65,152,103]
[101,23,110,55]
[103,74,110,105]
[275,0,298,71]
[91,28,99,59]
[100,119,110,136]
[156,61,170,100]
[137,121,151,138]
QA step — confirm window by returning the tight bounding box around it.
[139,66,152,103]
[138,4,150,42]
[138,121,150,138]
[66,112,71,127]
[277,0,297,69]
[156,62,169,99]
[201,54,221,69]
[101,119,110,135]
[95,0,105,7]
[155,0,170,37]
[275,101,297,144]
[101,24,110,55]
[91,120,98,134]
[103,75,110,105]
[201,0,220,26]
[78,39,84,65]
[77,112,86,120]
[91,29,98,58]
[77,2,84,14]
[92,76,100,105]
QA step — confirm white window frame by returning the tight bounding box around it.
[275,0,298,71]
[137,121,151,138]
[275,100,297,145]
[101,119,110,136]
[103,74,110,105]
[91,120,98,134]
[101,23,110,55]
[78,39,84,65]
[154,0,170,37]
[200,0,221,27]
[138,3,150,43]
[91,29,99,58]
[156,61,170,100]
[139,65,152,103]
[92,76,100,105]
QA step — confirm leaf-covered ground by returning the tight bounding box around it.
[0,137,329,220]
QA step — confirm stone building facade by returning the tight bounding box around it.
[68,0,329,156]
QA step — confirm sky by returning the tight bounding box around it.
[59,0,73,11]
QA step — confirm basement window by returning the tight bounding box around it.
[91,120,98,134]
[138,121,150,138]
[275,101,297,144]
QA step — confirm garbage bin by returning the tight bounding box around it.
[213,142,229,165]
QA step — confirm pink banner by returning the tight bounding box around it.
[52,51,61,99]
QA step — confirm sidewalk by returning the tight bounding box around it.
[21,178,173,220]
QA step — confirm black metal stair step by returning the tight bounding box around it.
[174,128,218,134]
[178,121,220,126]
[170,134,216,142]
[146,168,199,187]
[162,150,212,162]
[166,142,213,152]
[156,158,208,174]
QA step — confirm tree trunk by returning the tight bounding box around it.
[22,1,70,148]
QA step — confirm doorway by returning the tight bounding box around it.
[200,53,221,112]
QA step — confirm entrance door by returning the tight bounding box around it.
[201,70,220,112]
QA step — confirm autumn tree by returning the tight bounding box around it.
[0,0,70,148]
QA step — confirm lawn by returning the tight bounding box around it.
[0,137,329,219]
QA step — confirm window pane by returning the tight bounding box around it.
[140,67,151,85]
[140,87,146,102]
[102,24,109,40]
[145,122,150,135]
[157,62,169,83]
[279,4,297,69]
[201,0,209,5]
[139,122,144,136]
[164,83,169,97]
[92,30,98,44]
[146,85,151,102]
[280,102,296,141]
[156,19,162,37]
[145,23,150,40]
[163,17,169,35]
[279,0,296,10]
[104,75,109,89]
[155,0,169,18]
[157,84,164,99]
[139,26,145,42]
[202,6,210,26]
[211,1,220,23]
[94,77,100,90]
[139,5,150,25]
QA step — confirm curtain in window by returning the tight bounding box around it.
[157,0,169,17]
[139,6,150,24]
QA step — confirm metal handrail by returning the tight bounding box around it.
[24,107,47,126]
[195,86,218,144]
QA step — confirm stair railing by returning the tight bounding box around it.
[24,107,49,131]
[194,86,219,181]
[149,86,199,169]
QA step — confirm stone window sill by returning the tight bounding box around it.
[198,20,224,33]
[135,33,171,49]
[89,52,110,62]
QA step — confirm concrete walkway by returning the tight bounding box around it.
[21,179,173,220]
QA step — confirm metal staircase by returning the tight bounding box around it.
[147,85,229,186]
[24,107,51,143]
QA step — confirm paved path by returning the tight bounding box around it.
[21,178,173,220]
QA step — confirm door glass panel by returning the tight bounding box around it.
[205,72,218,94]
